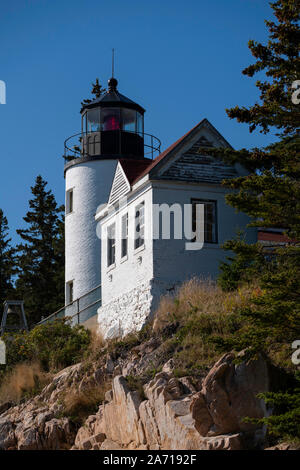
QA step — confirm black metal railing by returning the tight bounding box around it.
[36,284,101,327]
[63,130,161,163]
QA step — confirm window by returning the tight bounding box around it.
[121,213,128,258]
[66,189,73,214]
[192,199,218,244]
[107,223,116,267]
[101,108,120,131]
[135,202,145,250]
[87,109,100,132]
[67,281,73,304]
[122,109,136,132]
[136,112,143,134]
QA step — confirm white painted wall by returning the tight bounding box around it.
[97,179,257,337]
[65,159,117,302]
[152,181,257,286]
[97,183,154,336]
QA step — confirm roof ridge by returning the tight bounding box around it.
[131,120,204,185]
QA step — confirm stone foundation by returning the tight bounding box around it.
[97,279,172,338]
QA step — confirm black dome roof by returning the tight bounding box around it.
[81,78,145,114]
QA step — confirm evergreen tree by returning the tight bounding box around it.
[207,0,300,441]
[91,78,104,98]
[0,209,15,306]
[206,0,299,240]
[211,0,300,348]
[15,176,64,325]
[81,78,105,106]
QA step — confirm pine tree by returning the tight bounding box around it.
[15,176,64,325]
[91,78,104,98]
[207,0,300,441]
[206,0,299,240]
[81,78,105,106]
[211,0,300,346]
[0,209,16,306]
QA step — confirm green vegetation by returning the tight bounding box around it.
[2,318,91,372]
[0,209,16,306]
[0,175,65,326]
[153,279,251,375]
[247,375,300,442]
[0,318,91,404]
[61,380,111,425]
[204,0,300,442]
[16,175,65,325]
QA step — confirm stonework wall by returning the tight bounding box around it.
[97,278,171,338]
[98,281,152,338]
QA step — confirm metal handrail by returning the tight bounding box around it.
[63,130,161,162]
[36,284,101,326]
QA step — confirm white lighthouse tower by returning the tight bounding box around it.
[64,77,149,324]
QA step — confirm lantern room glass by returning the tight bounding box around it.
[136,112,143,134]
[82,107,144,135]
[87,109,100,132]
[101,108,121,131]
[122,109,136,132]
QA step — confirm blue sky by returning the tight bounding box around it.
[0,0,275,244]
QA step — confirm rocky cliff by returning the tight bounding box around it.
[0,341,277,451]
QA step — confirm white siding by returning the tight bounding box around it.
[65,159,117,301]
[97,184,154,337]
[108,163,130,206]
[97,180,257,337]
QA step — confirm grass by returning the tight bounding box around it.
[62,381,111,424]
[126,375,146,401]
[152,278,254,375]
[0,362,52,404]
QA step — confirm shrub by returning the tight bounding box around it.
[218,239,266,291]
[244,374,300,442]
[2,318,91,372]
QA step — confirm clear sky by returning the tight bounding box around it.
[0,0,276,244]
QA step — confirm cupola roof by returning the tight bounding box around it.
[81,77,145,114]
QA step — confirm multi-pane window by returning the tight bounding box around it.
[66,189,73,214]
[107,223,116,267]
[121,213,128,258]
[192,199,217,243]
[134,202,145,249]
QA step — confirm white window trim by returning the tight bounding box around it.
[134,201,145,251]
[134,243,145,254]
[66,188,74,215]
[107,223,116,268]
[66,280,74,304]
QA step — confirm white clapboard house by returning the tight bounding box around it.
[61,77,256,337]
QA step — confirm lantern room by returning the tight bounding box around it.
[80,77,145,159]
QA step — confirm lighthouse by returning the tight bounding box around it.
[64,77,152,313]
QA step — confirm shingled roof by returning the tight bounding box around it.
[118,158,153,185]
[130,122,200,185]
[125,118,233,186]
